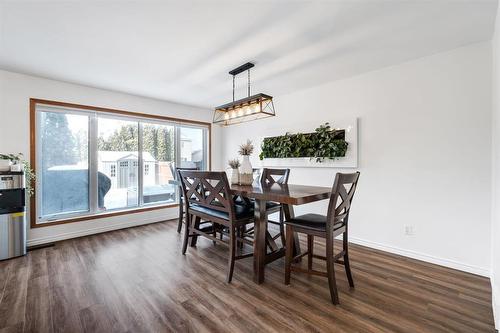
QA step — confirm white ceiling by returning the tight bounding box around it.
[0,0,497,108]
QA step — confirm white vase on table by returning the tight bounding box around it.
[239,155,253,185]
[229,168,239,185]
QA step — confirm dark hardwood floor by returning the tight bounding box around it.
[0,220,495,332]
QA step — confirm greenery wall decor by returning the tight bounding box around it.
[259,123,348,162]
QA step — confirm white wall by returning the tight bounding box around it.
[222,42,492,276]
[0,69,221,246]
[491,2,500,329]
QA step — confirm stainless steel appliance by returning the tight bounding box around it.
[0,171,26,260]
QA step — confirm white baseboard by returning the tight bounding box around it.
[349,236,490,277]
[27,216,489,278]
[492,276,500,330]
[27,212,177,247]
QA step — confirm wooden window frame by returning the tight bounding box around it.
[29,98,212,228]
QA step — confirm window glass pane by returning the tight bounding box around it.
[98,117,139,210]
[142,123,176,204]
[179,126,206,170]
[38,111,89,218]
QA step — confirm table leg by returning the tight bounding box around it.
[253,199,267,284]
[283,204,301,258]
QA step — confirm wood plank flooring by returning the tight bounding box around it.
[0,220,495,332]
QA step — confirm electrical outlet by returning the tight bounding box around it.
[404,225,415,236]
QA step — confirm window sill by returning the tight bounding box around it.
[31,203,179,228]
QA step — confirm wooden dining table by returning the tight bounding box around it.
[170,177,332,284]
[230,182,332,284]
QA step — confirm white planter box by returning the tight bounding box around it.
[261,156,356,168]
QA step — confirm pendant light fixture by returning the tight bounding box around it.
[213,62,276,126]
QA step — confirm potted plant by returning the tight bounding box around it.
[228,159,240,185]
[0,153,23,171]
[10,153,23,172]
[238,140,254,185]
[0,153,36,197]
[0,155,12,171]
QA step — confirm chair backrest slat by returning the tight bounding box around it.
[326,172,360,230]
[172,165,198,181]
[261,168,290,186]
[178,170,235,219]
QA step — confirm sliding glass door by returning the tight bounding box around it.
[97,117,139,210]
[179,125,208,170]
[141,122,176,205]
[37,110,90,220]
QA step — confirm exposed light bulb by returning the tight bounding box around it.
[224,112,229,120]
[237,108,243,116]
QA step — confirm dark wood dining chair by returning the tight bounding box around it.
[171,165,198,233]
[178,170,254,283]
[261,168,290,246]
[284,172,360,304]
[240,168,290,250]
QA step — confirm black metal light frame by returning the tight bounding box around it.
[213,62,276,126]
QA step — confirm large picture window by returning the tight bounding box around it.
[31,99,210,226]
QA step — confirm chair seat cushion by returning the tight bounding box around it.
[189,203,254,221]
[265,201,281,210]
[235,198,281,210]
[285,213,344,232]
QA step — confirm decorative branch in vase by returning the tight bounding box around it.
[238,140,254,185]
[228,159,240,185]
